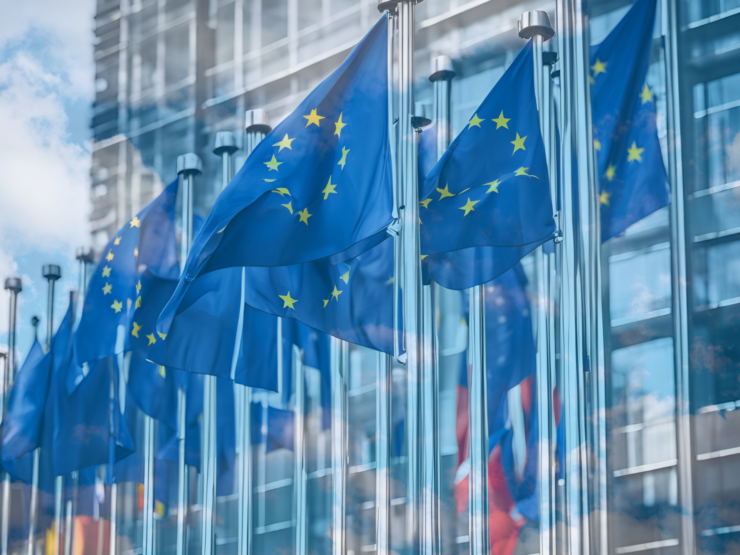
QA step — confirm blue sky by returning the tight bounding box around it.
[0,0,95,364]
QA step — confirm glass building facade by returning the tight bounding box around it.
[82,0,740,554]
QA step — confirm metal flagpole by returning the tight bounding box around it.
[235,109,270,555]
[421,54,454,555]
[330,337,347,555]
[176,153,203,555]
[663,0,694,551]
[376,349,392,555]
[1,276,22,555]
[554,0,594,553]
[293,347,307,555]
[518,12,556,555]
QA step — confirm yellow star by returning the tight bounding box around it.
[158,365,166,378]
[146,333,156,346]
[130,216,140,228]
[594,139,601,151]
[468,113,484,129]
[420,255,428,260]
[640,83,653,104]
[437,184,455,200]
[627,141,644,163]
[599,191,610,206]
[484,179,500,194]
[514,167,539,179]
[298,208,312,225]
[605,164,616,181]
[273,134,295,152]
[157,331,167,340]
[459,198,479,216]
[264,155,282,171]
[131,321,141,338]
[323,299,329,308]
[106,250,114,261]
[272,188,291,197]
[102,283,112,295]
[591,58,607,76]
[102,266,111,278]
[322,176,337,200]
[338,147,350,170]
[492,111,510,129]
[282,201,294,214]
[334,112,347,138]
[264,179,276,183]
[114,237,121,245]
[420,198,432,209]
[111,300,123,313]
[511,133,527,154]
[304,108,324,127]
[135,296,141,309]
[279,291,298,310]
[136,280,141,294]
[340,266,350,284]
[331,285,343,302]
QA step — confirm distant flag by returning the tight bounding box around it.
[73,179,179,390]
[294,323,331,430]
[591,0,669,240]
[420,42,555,266]
[266,407,295,453]
[157,14,393,346]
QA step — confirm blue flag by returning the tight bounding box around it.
[420,41,555,260]
[74,179,179,383]
[294,323,331,430]
[591,0,669,240]
[157,15,392,341]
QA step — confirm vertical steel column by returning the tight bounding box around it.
[330,338,348,555]
[2,276,22,555]
[663,0,694,552]
[420,55,453,555]
[519,12,556,555]
[293,348,307,555]
[376,351,393,555]
[235,110,270,555]
[176,153,203,555]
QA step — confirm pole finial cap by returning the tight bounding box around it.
[429,55,455,82]
[518,10,555,41]
[177,153,203,176]
[377,1,398,14]
[75,247,94,263]
[245,110,271,134]
[31,316,40,328]
[42,264,61,281]
[4,276,22,293]
[214,131,238,156]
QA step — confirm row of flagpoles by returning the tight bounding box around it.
[0,0,695,554]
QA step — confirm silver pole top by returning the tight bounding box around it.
[518,10,555,41]
[177,153,203,176]
[42,264,62,281]
[4,276,22,293]
[214,131,238,156]
[75,247,94,264]
[245,110,271,134]
[377,1,398,13]
[429,55,455,82]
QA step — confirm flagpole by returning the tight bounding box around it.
[1,276,22,555]
[175,153,203,555]
[293,347,307,555]
[376,350,392,555]
[663,0,694,551]
[235,109,270,555]
[518,12,557,555]
[330,337,348,555]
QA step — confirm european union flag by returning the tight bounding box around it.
[591,0,669,240]
[158,15,392,339]
[420,41,555,259]
[74,179,179,384]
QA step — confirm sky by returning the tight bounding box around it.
[0,0,96,364]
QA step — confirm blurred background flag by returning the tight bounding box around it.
[157,14,393,343]
[591,0,669,240]
[420,41,555,260]
[73,179,179,388]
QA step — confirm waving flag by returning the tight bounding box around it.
[420,41,555,260]
[591,0,669,239]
